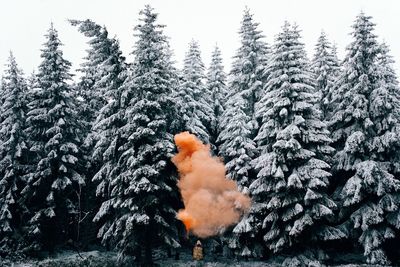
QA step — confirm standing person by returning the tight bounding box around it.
[193,240,203,261]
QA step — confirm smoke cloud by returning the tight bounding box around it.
[172,132,251,238]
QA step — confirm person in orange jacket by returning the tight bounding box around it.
[193,240,203,260]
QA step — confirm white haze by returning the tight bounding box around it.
[0,0,399,78]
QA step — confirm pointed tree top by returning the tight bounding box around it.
[139,4,158,25]
[7,51,16,64]
[212,45,221,57]
[318,30,328,42]
[352,11,376,31]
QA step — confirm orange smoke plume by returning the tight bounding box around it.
[172,132,251,238]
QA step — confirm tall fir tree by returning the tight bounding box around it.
[219,7,269,189]
[69,19,115,125]
[176,40,213,145]
[70,19,128,246]
[89,41,129,253]
[328,13,400,264]
[218,94,256,190]
[219,9,270,256]
[311,31,340,119]
[231,7,269,124]
[21,25,84,252]
[242,22,342,263]
[93,6,181,264]
[376,43,400,116]
[206,46,227,150]
[0,53,28,255]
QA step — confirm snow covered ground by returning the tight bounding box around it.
[2,250,398,267]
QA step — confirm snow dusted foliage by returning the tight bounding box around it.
[94,6,180,264]
[376,43,400,118]
[21,25,84,252]
[218,95,256,189]
[219,7,268,188]
[328,13,400,265]
[82,25,127,253]
[311,31,340,119]
[177,40,213,144]
[70,20,112,124]
[219,95,258,259]
[230,7,269,123]
[219,10,270,255]
[249,22,341,259]
[70,19,127,149]
[206,46,227,148]
[0,53,28,254]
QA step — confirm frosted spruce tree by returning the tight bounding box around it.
[328,13,400,265]
[311,31,340,119]
[177,40,213,144]
[69,20,107,122]
[90,38,129,254]
[219,9,270,256]
[71,20,128,244]
[245,22,342,263]
[94,6,180,265]
[89,36,127,245]
[376,43,400,114]
[219,7,269,188]
[206,46,227,149]
[70,19,127,174]
[231,7,269,121]
[0,53,28,255]
[21,25,84,252]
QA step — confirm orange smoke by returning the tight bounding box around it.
[172,132,251,238]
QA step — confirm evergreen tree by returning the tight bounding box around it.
[94,6,181,264]
[246,22,341,262]
[69,19,114,125]
[0,53,28,255]
[21,25,84,252]
[206,46,227,149]
[328,13,400,264]
[219,7,269,188]
[376,43,400,115]
[219,9,269,256]
[70,20,128,246]
[218,95,256,189]
[90,34,128,253]
[311,31,340,119]
[176,40,213,144]
[231,7,269,124]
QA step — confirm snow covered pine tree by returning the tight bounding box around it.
[0,53,28,255]
[249,22,343,265]
[311,31,341,120]
[206,45,227,151]
[71,18,127,247]
[21,25,84,253]
[93,6,181,265]
[328,12,400,265]
[219,7,269,192]
[220,7,269,257]
[177,40,214,145]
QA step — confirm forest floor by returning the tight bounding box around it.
[2,250,399,267]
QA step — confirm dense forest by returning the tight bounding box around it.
[1,4,400,267]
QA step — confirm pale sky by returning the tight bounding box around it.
[0,0,399,79]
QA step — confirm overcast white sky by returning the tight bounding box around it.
[0,0,399,78]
